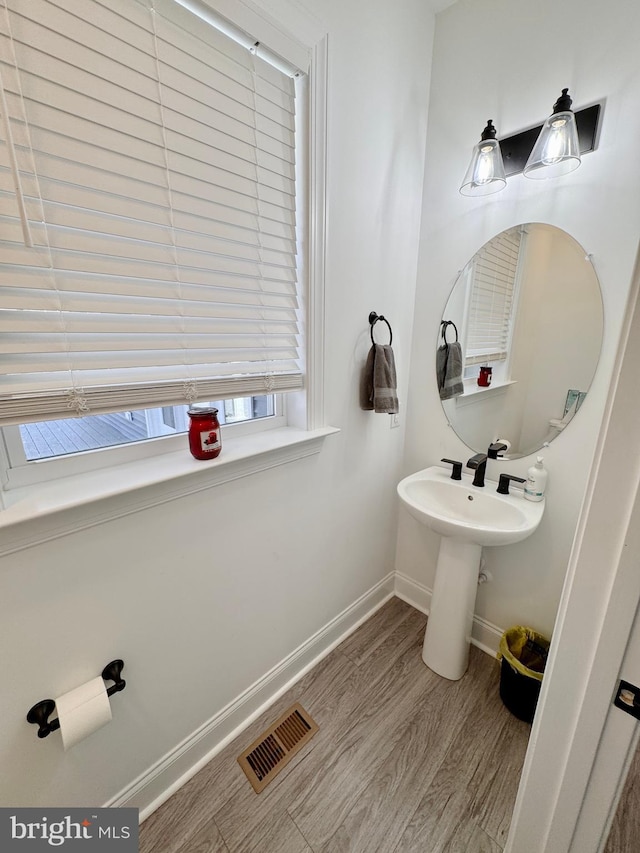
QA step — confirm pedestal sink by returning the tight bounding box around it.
[397,465,544,680]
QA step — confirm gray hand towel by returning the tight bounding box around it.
[437,341,464,400]
[360,344,399,413]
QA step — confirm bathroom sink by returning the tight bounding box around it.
[397,465,545,680]
[397,465,544,546]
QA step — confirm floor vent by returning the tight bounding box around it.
[237,703,319,793]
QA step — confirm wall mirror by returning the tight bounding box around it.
[437,223,604,459]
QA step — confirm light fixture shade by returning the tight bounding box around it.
[523,89,581,180]
[459,120,507,196]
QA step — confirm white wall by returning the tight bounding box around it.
[0,0,437,808]
[398,0,640,638]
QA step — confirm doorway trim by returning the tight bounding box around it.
[506,238,640,852]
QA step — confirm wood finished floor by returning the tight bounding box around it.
[605,737,640,853]
[139,597,531,853]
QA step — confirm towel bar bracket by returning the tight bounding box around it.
[440,319,459,344]
[368,311,393,346]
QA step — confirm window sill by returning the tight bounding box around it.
[455,380,517,407]
[0,426,339,557]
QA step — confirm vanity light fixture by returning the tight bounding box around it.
[460,91,601,195]
[523,89,581,179]
[459,119,507,196]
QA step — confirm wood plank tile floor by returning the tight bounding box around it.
[140,597,531,853]
[605,737,640,853]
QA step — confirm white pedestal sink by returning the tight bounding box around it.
[397,465,544,680]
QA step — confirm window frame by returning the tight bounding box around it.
[0,0,330,502]
[0,395,286,490]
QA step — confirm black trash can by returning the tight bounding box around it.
[498,626,550,723]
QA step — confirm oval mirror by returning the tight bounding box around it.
[437,223,603,459]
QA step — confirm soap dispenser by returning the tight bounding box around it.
[524,456,547,502]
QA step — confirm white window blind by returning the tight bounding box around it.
[464,226,522,366]
[0,0,302,426]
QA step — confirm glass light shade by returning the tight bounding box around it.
[459,138,506,196]
[523,110,581,179]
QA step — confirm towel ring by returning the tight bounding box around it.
[369,312,393,346]
[440,320,458,344]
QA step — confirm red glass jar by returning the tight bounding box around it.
[478,366,493,387]
[187,407,222,460]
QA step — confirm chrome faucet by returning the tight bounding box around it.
[467,453,488,487]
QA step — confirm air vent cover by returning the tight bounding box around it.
[237,703,319,793]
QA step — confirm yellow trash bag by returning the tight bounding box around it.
[497,626,550,721]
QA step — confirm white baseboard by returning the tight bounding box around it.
[394,571,503,658]
[393,570,432,615]
[107,573,395,820]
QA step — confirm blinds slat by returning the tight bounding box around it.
[1,347,299,372]
[2,363,301,389]
[0,268,300,306]
[0,172,295,239]
[20,199,297,268]
[156,33,253,96]
[11,97,165,168]
[9,28,159,108]
[5,71,164,149]
[7,0,154,70]
[0,307,299,335]
[158,62,295,129]
[1,332,300,356]
[50,0,154,42]
[0,291,296,319]
[2,372,303,425]
[465,352,508,366]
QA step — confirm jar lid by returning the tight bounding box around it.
[187,406,219,416]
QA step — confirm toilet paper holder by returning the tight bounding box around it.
[26,659,126,739]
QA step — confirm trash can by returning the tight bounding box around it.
[498,626,550,723]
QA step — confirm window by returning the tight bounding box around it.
[0,0,306,484]
[463,226,524,370]
[14,395,275,461]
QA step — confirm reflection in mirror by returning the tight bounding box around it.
[437,224,603,459]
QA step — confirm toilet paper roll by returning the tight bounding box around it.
[55,676,112,751]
